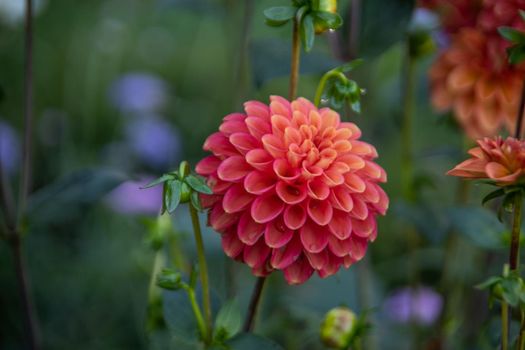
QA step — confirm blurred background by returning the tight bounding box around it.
[0,0,514,349]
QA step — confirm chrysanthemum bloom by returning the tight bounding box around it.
[447,136,525,185]
[418,0,482,34]
[196,96,388,284]
[477,0,525,33]
[429,27,525,138]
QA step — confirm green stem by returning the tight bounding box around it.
[401,40,416,203]
[289,17,301,100]
[185,286,208,341]
[518,310,525,350]
[313,70,347,107]
[503,264,510,350]
[189,203,212,343]
[243,276,267,332]
[510,192,523,271]
[502,301,509,350]
[146,249,165,332]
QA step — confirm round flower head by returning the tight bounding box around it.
[448,136,525,186]
[196,96,388,284]
[429,27,525,138]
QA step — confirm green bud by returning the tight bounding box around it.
[156,268,183,290]
[320,306,356,349]
[180,181,192,203]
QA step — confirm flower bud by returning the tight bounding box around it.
[320,306,356,349]
[156,268,183,290]
[312,0,338,34]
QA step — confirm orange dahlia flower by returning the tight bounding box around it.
[429,27,525,138]
[447,136,525,185]
[196,96,388,284]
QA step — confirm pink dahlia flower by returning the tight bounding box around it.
[447,136,525,186]
[196,96,388,284]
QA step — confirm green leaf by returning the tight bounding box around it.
[167,180,182,213]
[350,99,361,114]
[191,191,203,211]
[313,11,342,30]
[142,173,174,188]
[508,45,525,65]
[186,174,213,194]
[336,58,364,73]
[300,14,315,52]
[475,276,503,290]
[482,188,505,206]
[502,276,522,307]
[214,299,241,341]
[156,268,183,290]
[498,27,525,44]
[264,6,296,26]
[226,333,284,349]
[27,168,127,226]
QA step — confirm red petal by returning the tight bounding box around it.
[307,199,333,226]
[222,231,244,258]
[220,118,249,136]
[328,235,351,257]
[244,170,276,195]
[349,196,368,220]
[307,178,330,200]
[245,116,272,139]
[300,220,329,253]
[344,173,366,193]
[283,255,314,285]
[329,186,354,212]
[246,148,273,171]
[265,217,294,248]
[283,204,307,230]
[305,250,328,270]
[244,100,270,120]
[203,132,238,157]
[196,156,221,176]
[223,184,254,213]
[276,181,307,205]
[229,133,260,155]
[217,156,252,182]
[328,209,352,240]
[348,236,367,260]
[210,204,239,231]
[251,193,285,223]
[237,211,265,245]
[243,238,271,268]
[262,134,287,158]
[270,235,302,269]
[273,159,301,183]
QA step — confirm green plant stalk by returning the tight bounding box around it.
[518,310,525,350]
[509,192,522,272]
[189,203,212,343]
[502,300,509,350]
[289,17,301,100]
[146,248,165,332]
[185,286,208,341]
[243,276,267,332]
[401,41,416,203]
[313,70,347,107]
[502,264,510,350]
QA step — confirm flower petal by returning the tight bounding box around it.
[307,199,333,226]
[283,204,307,230]
[300,220,329,253]
[276,181,307,205]
[222,231,244,259]
[283,255,314,285]
[223,184,254,213]
[244,170,276,195]
[270,235,302,269]
[328,209,352,240]
[196,155,221,176]
[305,250,328,270]
[217,156,252,182]
[251,193,285,223]
[210,203,239,231]
[265,217,294,248]
[243,238,271,268]
[246,148,273,171]
[229,133,260,155]
[238,211,265,245]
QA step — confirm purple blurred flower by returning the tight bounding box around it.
[108,72,168,113]
[384,286,443,326]
[106,177,162,215]
[125,115,181,169]
[0,121,20,175]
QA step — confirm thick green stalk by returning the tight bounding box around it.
[243,276,267,332]
[189,203,212,343]
[289,18,301,100]
[401,41,416,203]
[502,300,509,350]
[510,193,522,272]
[186,287,208,340]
